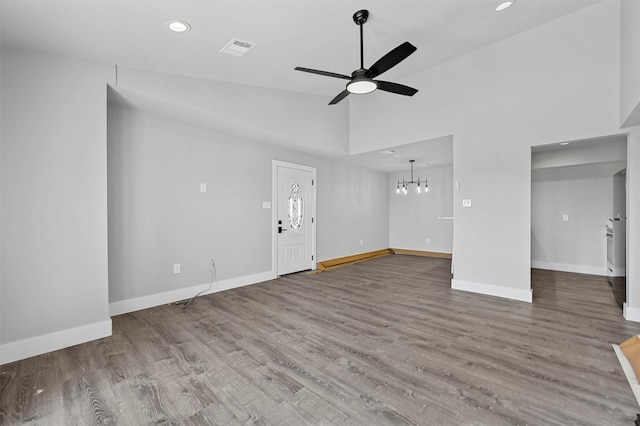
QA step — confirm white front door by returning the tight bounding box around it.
[275,162,316,275]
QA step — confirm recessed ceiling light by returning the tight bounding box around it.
[165,20,191,33]
[496,1,514,11]
[560,142,570,146]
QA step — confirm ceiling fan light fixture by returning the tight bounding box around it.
[347,78,377,94]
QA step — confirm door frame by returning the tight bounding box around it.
[272,160,317,276]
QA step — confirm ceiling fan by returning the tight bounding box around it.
[295,9,418,105]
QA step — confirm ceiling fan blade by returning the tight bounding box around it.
[294,67,351,80]
[375,80,418,96]
[366,42,417,79]
[329,90,350,105]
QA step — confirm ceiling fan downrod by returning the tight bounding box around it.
[353,9,369,70]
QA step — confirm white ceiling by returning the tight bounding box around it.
[0,0,602,172]
[531,134,627,152]
[348,135,454,173]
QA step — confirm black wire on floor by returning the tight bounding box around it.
[174,258,216,309]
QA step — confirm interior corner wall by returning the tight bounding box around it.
[389,166,453,253]
[314,160,389,260]
[349,1,622,303]
[625,126,640,321]
[107,102,389,309]
[531,161,626,276]
[621,0,640,127]
[0,48,113,364]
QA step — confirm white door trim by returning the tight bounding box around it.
[272,160,317,276]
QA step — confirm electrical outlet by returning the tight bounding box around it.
[426,238,430,244]
[173,263,181,274]
[562,214,569,221]
[360,240,363,246]
[462,199,472,208]
[200,183,207,193]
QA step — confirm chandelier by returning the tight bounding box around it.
[396,160,428,194]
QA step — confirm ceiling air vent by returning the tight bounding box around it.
[220,38,256,57]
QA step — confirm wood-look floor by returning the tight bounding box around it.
[2,255,640,425]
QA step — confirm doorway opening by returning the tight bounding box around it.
[530,134,627,312]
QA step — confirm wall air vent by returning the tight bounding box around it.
[220,38,257,57]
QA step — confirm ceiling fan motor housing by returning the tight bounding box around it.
[353,9,369,25]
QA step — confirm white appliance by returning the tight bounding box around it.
[606,218,626,278]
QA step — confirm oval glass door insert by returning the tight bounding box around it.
[288,182,304,233]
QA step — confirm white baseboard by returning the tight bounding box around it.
[531,260,607,276]
[109,270,276,317]
[0,319,112,366]
[451,279,532,303]
[624,303,640,323]
[608,266,626,277]
[0,270,278,365]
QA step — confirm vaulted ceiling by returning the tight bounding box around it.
[1,0,601,96]
[0,0,602,171]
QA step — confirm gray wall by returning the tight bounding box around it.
[113,66,351,158]
[0,48,112,357]
[614,169,626,219]
[107,101,389,304]
[531,161,626,275]
[389,166,453,253]
[621,0,640,127]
